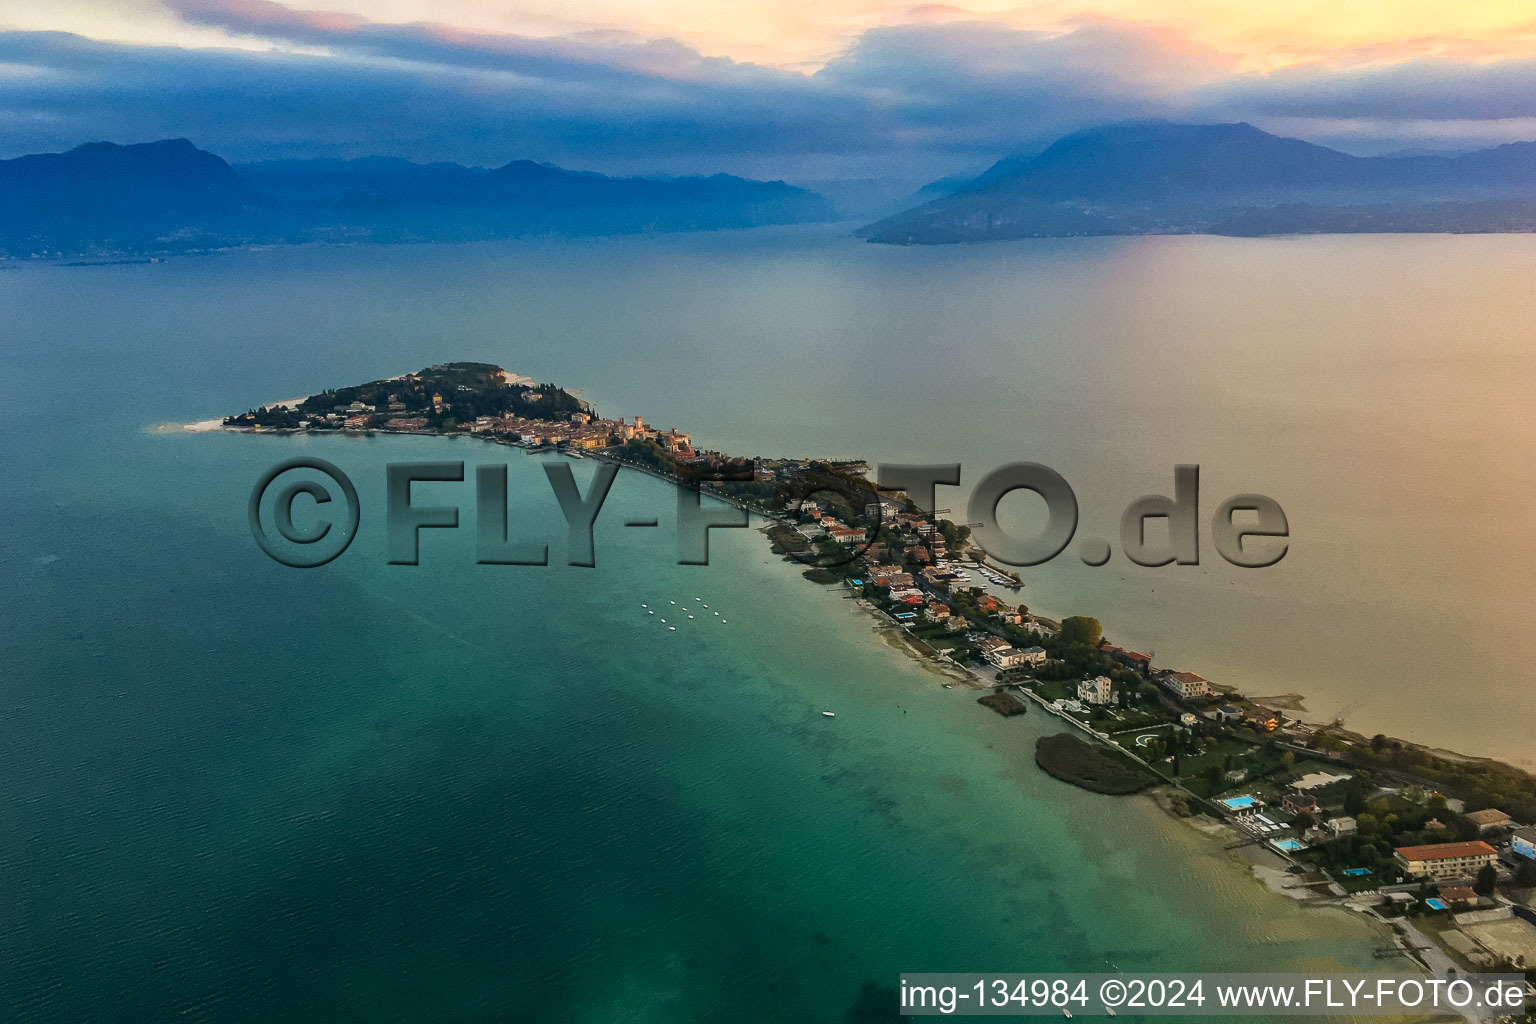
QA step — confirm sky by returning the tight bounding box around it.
[4,0,1536,180]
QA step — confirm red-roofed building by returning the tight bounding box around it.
[1394,841,1497,881]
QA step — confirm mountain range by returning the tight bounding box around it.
[0,140,835,256]
[859,121,1536,244]
[12,124,1536,256]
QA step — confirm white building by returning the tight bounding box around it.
[1077,676,1113,705]
[1160,671,1210,700]
[985,646,1032,670]
[1325,817,1358,838]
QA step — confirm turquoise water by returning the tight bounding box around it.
[0,231,1484,1020]
[9,226,1534,763]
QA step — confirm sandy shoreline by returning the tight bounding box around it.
[178,394,312,433]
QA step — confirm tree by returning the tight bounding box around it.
[1371,733,1389,753]
[1059,616,1103,647]
[1515,858,1536,888]
[1474,863,1499,897]
[1294,811,1316,831]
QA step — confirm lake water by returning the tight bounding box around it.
[10,227,1533,762]
[0,226,1527,1020]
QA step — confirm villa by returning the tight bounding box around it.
[1077,676,1113,705]
[1282,793,1319,816]
[1325,817,1357,838]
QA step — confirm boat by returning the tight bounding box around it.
[821,711,835,718]
[1104,1007,1116,1017]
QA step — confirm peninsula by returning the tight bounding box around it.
[221,361,1536,984]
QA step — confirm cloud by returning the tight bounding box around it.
[1205,56,1536,123]
[4,9,1536,179]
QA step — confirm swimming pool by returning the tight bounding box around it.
[1272,838,1304,852]
[1342,868,1373,877]
[1220,795,1258,810]
[1425,898,1448,911]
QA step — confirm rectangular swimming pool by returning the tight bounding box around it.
[1425,898,1448,911]
[1220,795,1258,810]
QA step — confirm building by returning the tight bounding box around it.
[924,602,950,623]
[985,646,1033,670]
[1160,671,1210,700]
[1248,707,1280,731]
[1077,676,1113,705]
[1393,841,1497,881]
[1283,793,1319,816]
[1437,886,1478,908]
[1120,650,1153,673]
[827,525,867,546]
[1464,808,1515,833]
[1511,826,1536,861]
[1018,646,1048,665]
[1214,704,1243,722]
[1325,817,1357,838]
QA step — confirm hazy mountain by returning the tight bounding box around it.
[859,122,1536,244]
[0,142,836,256]
[237,155,835,241]
[0,139,268,255]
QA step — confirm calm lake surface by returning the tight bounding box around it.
[0,226,1528,1020]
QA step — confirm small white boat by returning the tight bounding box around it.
[1062,1012,1072,1020]
[668,626,676,631]
[688,615,694,619]
[1104,1007,1116,1017]
[822,711,836,718]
